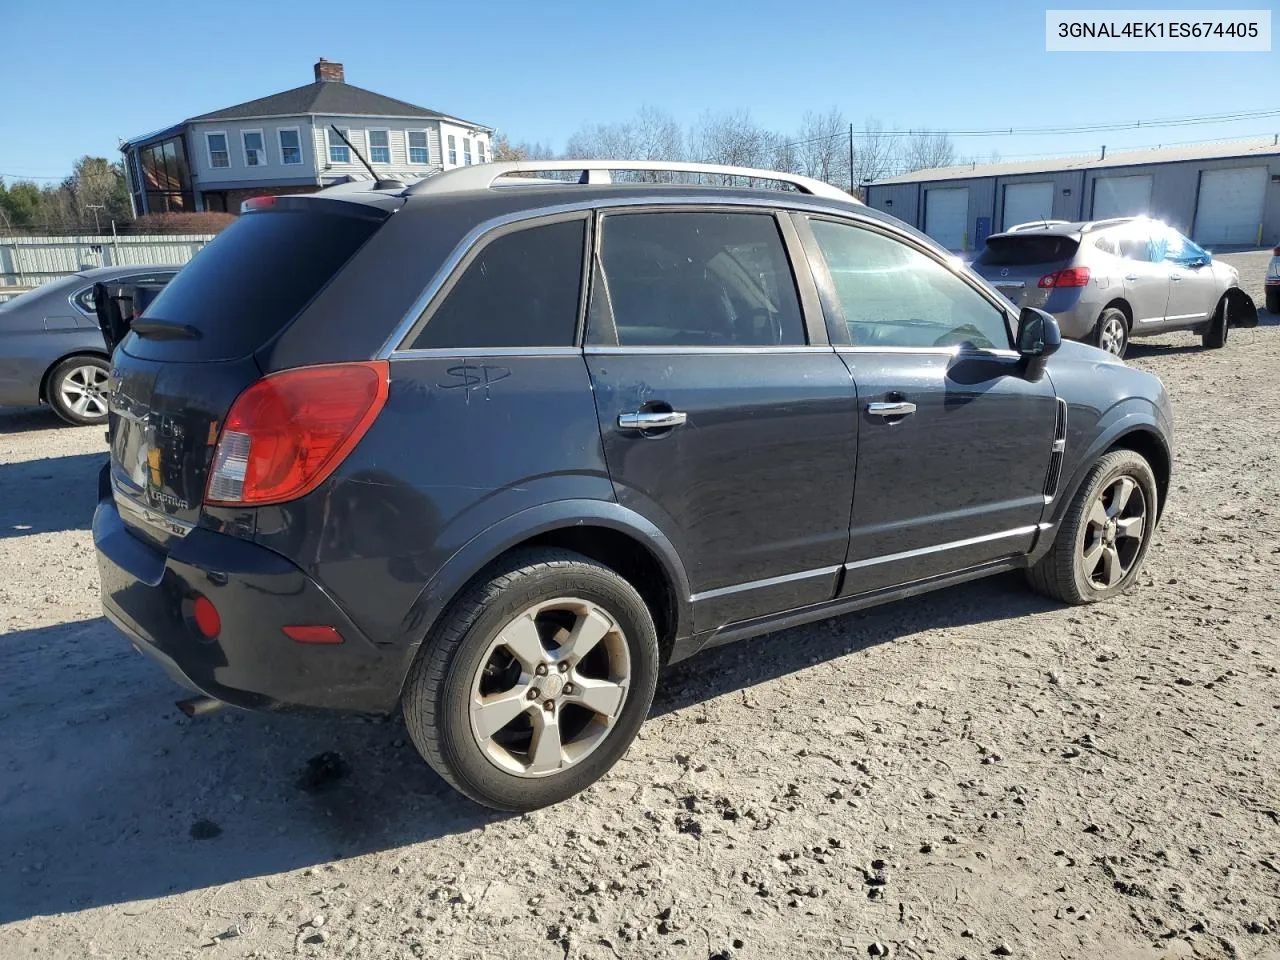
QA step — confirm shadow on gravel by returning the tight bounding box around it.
[0,451,107,539]
[0,406,74,435]
[0,573,1055,923]
[0,618,502,924]
[655,570,1055,715]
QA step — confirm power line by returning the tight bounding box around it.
[779,107,1280,151]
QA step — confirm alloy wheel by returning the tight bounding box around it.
[469,598,631,778]
[1081,475,1147,588]
[59,364,110,419]
[1099,314,1127,357]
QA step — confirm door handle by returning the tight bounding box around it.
[867,401,917,418]
[1124,274,1140,281]
[618,410,687,430]
[1170,274,1183,282]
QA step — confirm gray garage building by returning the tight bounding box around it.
[863,136,1280,253]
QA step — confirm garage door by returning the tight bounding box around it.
[1092,175,1152,219]
[925,187,969,250]
[1193,167,1268,247]
[1002,181,1055,230]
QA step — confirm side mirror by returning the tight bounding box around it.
[1017,307,1062,359]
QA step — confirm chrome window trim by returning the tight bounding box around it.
[585,345,834,356]
[390,346,582,360]
[376,194,890,359]
[836,345,1022,359]
[690,565,842,604]
[844,524,1047,572]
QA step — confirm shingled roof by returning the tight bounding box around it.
[188,79,487,126]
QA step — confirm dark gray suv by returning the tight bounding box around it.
[93,161,1173,810]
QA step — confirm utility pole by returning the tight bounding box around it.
[849,123,856,195]
[87,204,105,234]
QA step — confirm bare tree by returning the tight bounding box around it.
[691,110,780,184]
[795,108,849,187]
[898,130,958,173]
[851,120,898,188]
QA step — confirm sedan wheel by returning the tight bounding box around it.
[48,356,112,425]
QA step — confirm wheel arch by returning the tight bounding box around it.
[1101,298,1132,329]
[39,349,110,403]
[390,501,693,702]
[1104,427,1170,520]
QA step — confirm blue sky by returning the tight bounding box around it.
[1,0,1275,182]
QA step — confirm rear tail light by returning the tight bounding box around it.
[1038,267,1091,288]
[205,361,389,506]
[241,196,277,213]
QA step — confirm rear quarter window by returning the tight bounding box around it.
[123,209,380,362]
[408,218,587,349]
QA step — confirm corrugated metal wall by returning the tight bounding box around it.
[0,235,213,286]
[868,153,1280,251]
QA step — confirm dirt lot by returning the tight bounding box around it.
[1,252,1277,960]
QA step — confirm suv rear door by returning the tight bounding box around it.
[1115,223,1172,327]
[796,213,1059,595]
[584,207,858,632]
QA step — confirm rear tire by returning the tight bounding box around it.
[1201,297,1229,349]
[402,548,659,811]
[1092,307,1129,358]
[1026,449,1158,605]
[47,355,111,426]
[1266,288,1280,315]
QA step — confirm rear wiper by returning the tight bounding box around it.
[130,318,202,340]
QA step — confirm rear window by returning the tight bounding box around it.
[976,235,1080,266]
[124,209,380,361]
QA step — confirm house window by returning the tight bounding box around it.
[243,130,267,167]
[368,129,390,164]
[407,130,430,165]
[279,128,302,165]
[140,136,195,212]
[463,138,473,165]
[206,132,230,169]
[477,140,486,163]
[329,127,350,164]
[447,134,457,166]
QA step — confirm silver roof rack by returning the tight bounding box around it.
[402,159,859,203]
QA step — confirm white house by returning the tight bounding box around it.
[120,59,493,215]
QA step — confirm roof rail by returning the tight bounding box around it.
[1080,216,1142,231]
[402,159,859,203]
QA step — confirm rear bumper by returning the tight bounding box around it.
[94,489,406,713]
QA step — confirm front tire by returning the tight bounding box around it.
[47,355,111,425]
[1093,307,1129,358]
[1201,297,1229,349]
[402,548,660,811]
[1026,450,1158,604]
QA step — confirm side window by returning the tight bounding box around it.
[72,274,175,314]
[589,211,805,347]
[409,219,586,350]
[1117,229,1152,262]
[807,219,1010,350]
[1093,233,1120,256]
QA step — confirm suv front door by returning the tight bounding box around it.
[797,214,1060,595]
[585,208,859,632]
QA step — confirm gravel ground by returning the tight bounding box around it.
[1,253,1277,960]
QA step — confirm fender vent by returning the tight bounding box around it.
[1043,398,1068,498]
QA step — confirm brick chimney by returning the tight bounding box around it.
[314,58,345,83]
